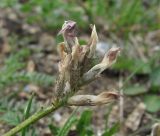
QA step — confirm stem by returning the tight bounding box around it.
[4,104,61,136]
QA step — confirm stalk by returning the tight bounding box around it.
[4,104,61,136]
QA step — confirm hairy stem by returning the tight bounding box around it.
[4,103,61,136]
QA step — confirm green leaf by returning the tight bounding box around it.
[16,71,55,86]
[0,49,30,89]
[102,123,119,136]
[48,124,59,135]
[57,108,78,136]
[143,95,160,113]
[113,56,151,74]
[150,68,160,88]
[24,93,34,119]
[124,84,147,96]
[79,40,87,45]
[21,93,34,136]
[76,110,93,136]
[0,111,20,126]
[31,128,36,136]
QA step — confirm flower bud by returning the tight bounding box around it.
[68,91,120,106]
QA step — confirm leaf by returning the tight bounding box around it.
[0,49,30,89]
[150,68,160,88]
[21,93,34,136]
[102,123,119,136]
[57,108,78,136]
[0,111,20,126]
[124,84,147,96]
[24,93,34,119]
[48,124,59,135]
[113,56,151,74]
[31,128,36,136]
[143,95,160,113]
[76,110,93,136]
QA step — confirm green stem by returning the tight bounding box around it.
[4,104,61,136]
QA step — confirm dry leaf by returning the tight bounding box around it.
[125,102,146,131]
[151,123,160,136]
[27,60,35,72]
